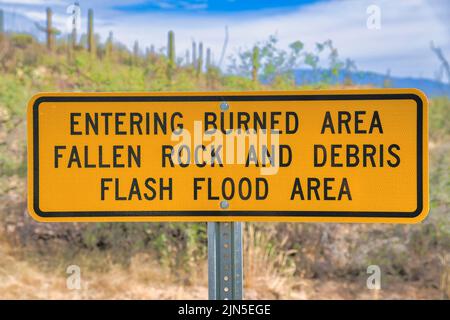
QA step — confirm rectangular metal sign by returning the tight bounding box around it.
[27,89,428,223]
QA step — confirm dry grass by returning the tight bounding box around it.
[439,253,450,299]
[0,231,208,299]
[0,231,444,300]
[243,224,297,299]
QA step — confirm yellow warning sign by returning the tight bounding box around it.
[27,89,428,223]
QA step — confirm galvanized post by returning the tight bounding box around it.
[208,222,243,300]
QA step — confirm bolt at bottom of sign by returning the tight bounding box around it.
[220,200,229,209]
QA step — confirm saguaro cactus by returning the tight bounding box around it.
[206,47,212,87]
[196,42,203,77]
[192,41,197,67]
[252,46,260,84]
[206,47,211,68]
[133,40,139,65]
[185,49,190,65]
[35,8,58,51]
[46,8,54,50]
[0,9,4,40]
[167,30,175,80]
[87,9,95,55]
[105,31,113,60]
[167,31,175,62]
[66,34,74,62]
[147,44,156,64]
[70,4,78,49]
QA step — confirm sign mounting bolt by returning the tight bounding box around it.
[220,200,229,210]
[220,102,229,111]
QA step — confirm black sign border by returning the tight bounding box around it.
[32,93,424,218]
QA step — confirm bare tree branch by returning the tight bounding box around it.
[431,41,450,84]
[218,25,229,68]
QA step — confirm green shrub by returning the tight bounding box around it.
[429,97,450,141]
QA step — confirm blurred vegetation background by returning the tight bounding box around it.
[0,7,449,299]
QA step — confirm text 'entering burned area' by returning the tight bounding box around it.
[50,108,401,203]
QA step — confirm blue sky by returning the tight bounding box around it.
[0,0,449,81]
[114,0,325,13]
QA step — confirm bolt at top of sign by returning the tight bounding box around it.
[220,102,229,111]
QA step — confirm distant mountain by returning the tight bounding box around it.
[294,69,450,98]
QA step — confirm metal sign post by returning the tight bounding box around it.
[208,222,243,300]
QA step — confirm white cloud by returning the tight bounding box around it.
[146,0,176,10]
[179,1,207,10]
[0,0,65,5]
